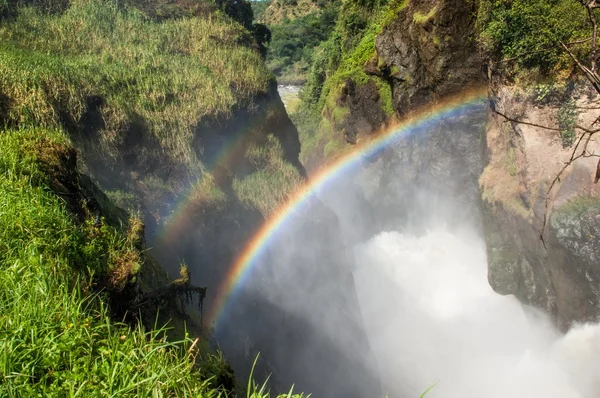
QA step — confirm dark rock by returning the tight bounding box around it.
[375,0,483,116]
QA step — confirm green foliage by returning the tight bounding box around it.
[251,0,272,21]
[266,3,338,82]
[294,0,404,165]
[0,126,307,396]
[557,99,578,147]
[479,0,589,73]
[0,128,210,396]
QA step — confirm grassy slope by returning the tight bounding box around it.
[0,128,214,396]
[0,0,303,216]
[0,1,269,169]
[0,1,305,396]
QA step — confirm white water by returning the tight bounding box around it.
[353,227,600,398]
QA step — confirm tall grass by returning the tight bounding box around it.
[0,0,272,167]
[0,127,305,396]
[233,135,303,216]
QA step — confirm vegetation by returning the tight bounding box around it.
[0,127,221,395]
[265,4,338,84]
[0,0,307,395]
[0,0,271,170]
[233,135,304,215]
[478,0,589,73]
[290,0,405,167]
[251,0,272,21]
[557,99,578,147]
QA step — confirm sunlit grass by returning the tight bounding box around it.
[0,0,271,168]
[0,127,306,396]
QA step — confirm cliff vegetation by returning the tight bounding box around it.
[0,0,306,395]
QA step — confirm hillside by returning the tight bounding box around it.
[0,127,231,395]
[0,0,307,395]
[256,0,337,84]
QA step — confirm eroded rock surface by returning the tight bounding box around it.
[480,82,600,329]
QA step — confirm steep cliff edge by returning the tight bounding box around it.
[481,81,600,330]
[374,0,481,116]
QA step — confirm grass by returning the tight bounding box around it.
[0,127,209,396]
[233,135,303,215]
[0,0,272,171]
[0,126,307,396]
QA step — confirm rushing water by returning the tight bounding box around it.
[354,227,600,397]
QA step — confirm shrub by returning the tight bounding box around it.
[479,0,589,73]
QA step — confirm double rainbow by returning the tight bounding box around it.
[160,86,489,329]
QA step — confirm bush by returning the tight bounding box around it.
[479,0,589,73]
[557,99,578,147]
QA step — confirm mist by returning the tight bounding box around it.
[354,227,600,397]
[210,104,600,397]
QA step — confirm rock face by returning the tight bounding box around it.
[349,102,488,238]
[338,79,389,145]
[326,0,600,331]
[480,81,600,330]
[375,0,482,116]
[330,0,485,149]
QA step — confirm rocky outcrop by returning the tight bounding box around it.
[481,81,600,330]
[322,0,485,151]
[375,0,482,117]
[338,79,389,145]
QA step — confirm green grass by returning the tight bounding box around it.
[233,135,303,215]
[0,127,210,396]
[0,0,271,169]
[0,127,306,396]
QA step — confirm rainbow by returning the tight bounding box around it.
[206,86,489,329]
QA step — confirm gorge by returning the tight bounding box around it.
[1,0,600,396]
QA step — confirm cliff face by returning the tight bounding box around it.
[481,81,600,330]
[300,0,484,169]
[309,0,600,330]
[374,0,482,116]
